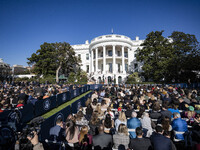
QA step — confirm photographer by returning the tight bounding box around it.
[27,131,44,150]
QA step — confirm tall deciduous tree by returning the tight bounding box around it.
[168,31,200,82]
[136,30,200,82]
[136,31,173,82]
[27,42,80,82]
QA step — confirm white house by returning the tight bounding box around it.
[72,34,144,84]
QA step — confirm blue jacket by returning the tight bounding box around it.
[168,108,180,118]
[172,118,188,140]
[127,117,141,138]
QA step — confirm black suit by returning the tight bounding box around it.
[129,137,152,150]
[150,132,172,150]
[93,133,112,150]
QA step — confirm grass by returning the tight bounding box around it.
[41,90,91,119]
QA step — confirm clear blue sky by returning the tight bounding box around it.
[0,0,200,66]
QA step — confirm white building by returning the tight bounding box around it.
[72,34,144,84]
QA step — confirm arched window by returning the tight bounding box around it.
[118,76,122,84]
[108,76,112,84]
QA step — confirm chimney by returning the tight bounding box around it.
[85,40,89,44]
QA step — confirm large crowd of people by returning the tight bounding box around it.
[1,82,200,150]
[0,81,78,112]
[36,84,200,150]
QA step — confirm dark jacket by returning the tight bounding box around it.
[129,137,152,150]
[93,133,113,149]
[150,132,172,150]
[160,110,172,121]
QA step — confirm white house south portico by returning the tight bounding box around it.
[72,34,143,84]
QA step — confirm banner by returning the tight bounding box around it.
[56,92,70,106]
[71,99,81,114]
[19,103,34,123]
[40,106,71,141]
[34,96,57,117]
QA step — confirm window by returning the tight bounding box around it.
[125,64,128,72]
[101,52,103,57]
[118,64,120,72]
[117,51,121,56]
[86,65,89,73]
[78,54,81,59]
[108,50,112,56]
[124,52,128,58]
[86,54,89,60]
[109,63,112,73]
[134,63,138,72]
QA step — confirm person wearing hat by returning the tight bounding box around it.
[185,106,196,125]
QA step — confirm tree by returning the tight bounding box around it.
[27,42,80,82]
[168,31,200,82]
[126,72,141,84]
[136,31,173,82]
[136,30,200,83]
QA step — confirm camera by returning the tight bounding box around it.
[18,116,45,150]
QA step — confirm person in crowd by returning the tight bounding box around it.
[78,125,92,150]
[75,111,88,127]
[91,90,98,101]
[160,103,172,122]
[27,131,44,150]
[89,112,101,136]
[113,123,130,149]
[92,124,113,150]
[95,104,104,120]
[101,99,109,112]
[18,89,28,104]
[91,98,98,110]
[178,97,189,111]
[129,127,152,150]
[150,126,172,150]
[137,106,146,118]
[65,120,80,148]
[185,106,196,125]
[160,117,172,132]
[16,99,24,108]
[171,112,188,140]
[102,114,114,134]
[49,118,66,142]
[125,104,133,118]
[168,103,180,119]
[163,131,177,150]
[149,102,162,125]
[85,103,93,120]
[141,112,154,137]
[115,111,127,132]
[105,107,115,120]
[127,111,141,138]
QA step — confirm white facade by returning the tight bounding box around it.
[72,34,144,84]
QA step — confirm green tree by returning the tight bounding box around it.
[126,72,141,84]
[168,31,200,82]
[27,42,80,82]
[136,31,173,82]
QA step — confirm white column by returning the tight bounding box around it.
[95,48,98,73]
[128,48,131,72]
[91,49,94,73]
[113,45,116,74]
[122,46,125,73]
[103,46,106,74]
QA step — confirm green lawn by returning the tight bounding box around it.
[42,90,91,119]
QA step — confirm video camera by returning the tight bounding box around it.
[18,116,45,150]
